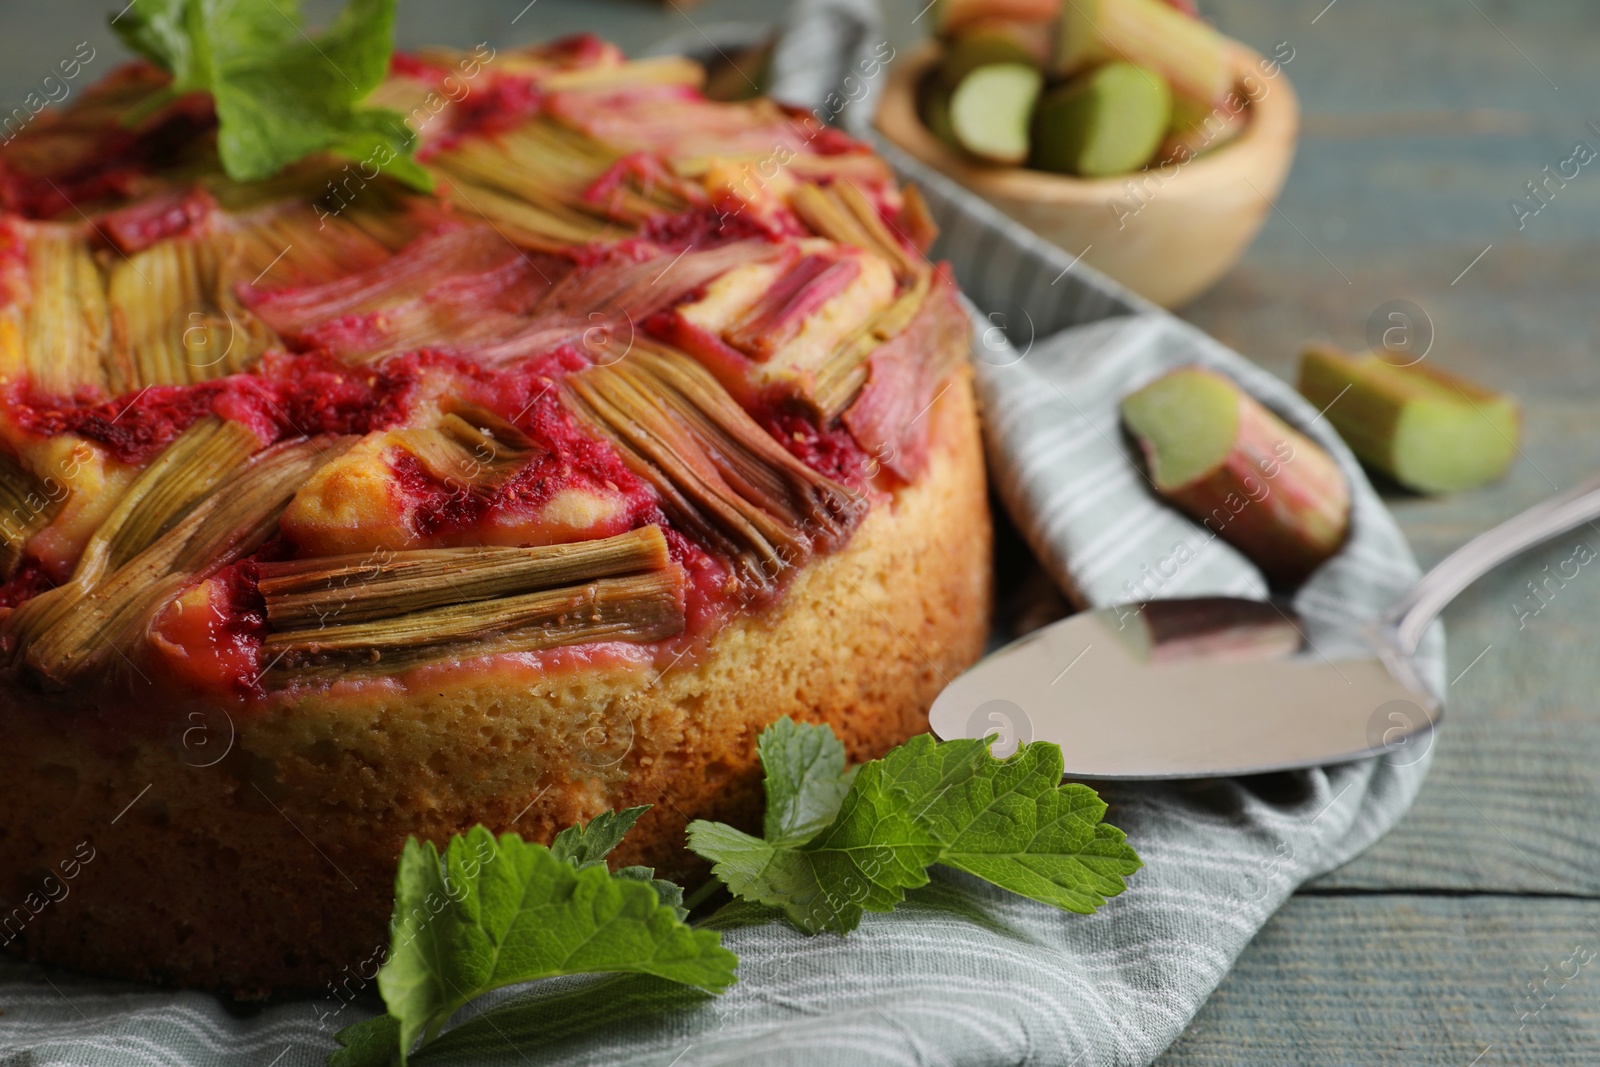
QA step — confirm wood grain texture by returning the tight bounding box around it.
[1170,0,1600,1061]
[1312,719,1600,895]
[1156,895,1600,1066]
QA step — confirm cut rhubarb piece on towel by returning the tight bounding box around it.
[1122,365,1351,585]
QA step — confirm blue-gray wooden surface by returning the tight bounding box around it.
[3,1,1597,1064]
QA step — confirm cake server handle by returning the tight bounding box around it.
[1379,472,1600,656]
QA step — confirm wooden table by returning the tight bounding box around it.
[5,1,1596,1063]
[1162,2,1600,1063]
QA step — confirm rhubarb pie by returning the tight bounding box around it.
[0,38,990,995]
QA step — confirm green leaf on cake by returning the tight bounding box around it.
[111,0,431,189]
[687,720,1142,935]
[330,815,733,1066]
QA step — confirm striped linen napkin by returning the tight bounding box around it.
[0,4,1442,1065]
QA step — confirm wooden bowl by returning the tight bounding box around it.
[875,41,1299,308]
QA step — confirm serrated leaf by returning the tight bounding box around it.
[882,736,1143,914]
[112,0,430,188]
[615,865,688,920]
[550,807,686,917]
[689,758,941,935]
[327,1012,400,1067]
[758,717,856,847]
[549,806,650,870]
[117,0,299,85]
[688,726,1141,936]
[375,827,735,1064]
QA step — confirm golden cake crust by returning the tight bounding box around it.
[0,370,990,997]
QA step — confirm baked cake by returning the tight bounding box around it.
[0,37,991,996]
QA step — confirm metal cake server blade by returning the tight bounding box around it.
[930,472,1600,779]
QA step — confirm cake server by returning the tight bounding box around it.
[930,473,1600,779]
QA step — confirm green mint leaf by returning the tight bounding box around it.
[328,1012,400,1067]
[325,106,433,189]
[688,726,1141,935]
[376,826,735,1064]
[111,0,430,189]
[117,0,299,82]
[758,717,856,846]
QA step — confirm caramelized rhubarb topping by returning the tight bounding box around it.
[223,199,416,289]
[243,225,564,363]
[8,436,351,691]
[0,451,61,577]
[426,116,698,246]
[563,344,864,600]
[16,225,112,397]
[724,254,863,360]
[106,230,281,392]
[258,523,671,629]
[264,569,687,681]
[529,240,776,337]
[256,520,686,682]
[790,180,926,285]
[841,267,972,481]
[241,227,779,368]
[895,184,941,255]
[0,42,978,701]
[71,415,261,584]
[812,268,934,420]
[392,410,542,491]
[97,185,218,255]
[662,241,900,412]
[0,65,215,220]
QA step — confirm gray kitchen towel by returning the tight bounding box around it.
[0,4,1442,1066]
